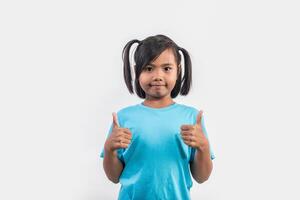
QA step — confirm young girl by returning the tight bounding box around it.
[100,34,215,200]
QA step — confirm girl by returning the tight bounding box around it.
[100,34,215,200]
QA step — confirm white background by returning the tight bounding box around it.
[1,0,300,199]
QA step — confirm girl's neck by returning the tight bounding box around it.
[142,97,175,109]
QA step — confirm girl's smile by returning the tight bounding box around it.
[149,82,167,88]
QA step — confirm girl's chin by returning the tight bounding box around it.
[148,91,169,97]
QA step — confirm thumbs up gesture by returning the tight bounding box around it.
[180,110,209,152]
[104,112,132,153]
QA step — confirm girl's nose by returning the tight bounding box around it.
[152,68,164,79]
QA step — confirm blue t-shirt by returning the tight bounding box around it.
[100,102,215,200]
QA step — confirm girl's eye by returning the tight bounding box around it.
[143,66,172,72]
[144,66,152,71]
[164,67,172,71]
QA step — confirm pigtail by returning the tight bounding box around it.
[178,47,192,95]
[122,39,140,94]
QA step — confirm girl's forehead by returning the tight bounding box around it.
[148,62,175,68]
[150,49,177,65]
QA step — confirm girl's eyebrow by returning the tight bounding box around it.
[148,63,174,67]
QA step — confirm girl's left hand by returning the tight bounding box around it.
[180,110,209,152]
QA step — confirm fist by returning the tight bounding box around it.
[104,112,132,153]
[180,110,209,151]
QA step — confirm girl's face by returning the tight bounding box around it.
[139,48,179,100]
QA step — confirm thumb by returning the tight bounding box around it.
[112,112,120,128]
[196,110,203,125]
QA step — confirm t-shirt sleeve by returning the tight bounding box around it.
[190,113,216,162]
[100,122,125,165]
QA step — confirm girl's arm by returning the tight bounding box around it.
[103,149,124,184]
[190,147,213,183]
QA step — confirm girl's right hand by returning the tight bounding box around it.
[104,112,132,154]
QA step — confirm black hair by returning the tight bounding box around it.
[122,34,192,99]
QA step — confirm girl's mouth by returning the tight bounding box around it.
[150,84,166,87]
[150,85,166,89]
[150,85,166,91]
